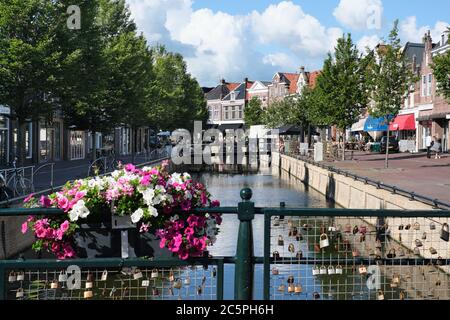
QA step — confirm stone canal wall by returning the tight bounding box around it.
[272,152,434,210]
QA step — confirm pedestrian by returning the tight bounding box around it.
[432,138,442,159]
[425,133,432,158]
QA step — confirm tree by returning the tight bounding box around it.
[368,21,416,168]
[0,0,61,164]
[431,27,450,102]
[244,97,264,126]
[312,34,369,160]
[150,46,207,132]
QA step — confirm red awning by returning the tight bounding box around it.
[389,114,416,131]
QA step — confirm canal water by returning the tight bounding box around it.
[196,169,336,299]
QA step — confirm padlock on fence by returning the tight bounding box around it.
[319,233,329,249]
[441,223,449,242]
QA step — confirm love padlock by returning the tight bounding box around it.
[319,233,329,249]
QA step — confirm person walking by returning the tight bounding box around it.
[433,138,442,159]
[425,133,432,158]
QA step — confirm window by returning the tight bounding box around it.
[428,74,432,96]
[208,107,213,120]
[422,76,427,97]
[224,107,229,120]
[214,107,220,119]
[238,106,243,119]
[232,106,236,119]
[230,92,235,101]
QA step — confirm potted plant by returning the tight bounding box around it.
[21,161,221,260]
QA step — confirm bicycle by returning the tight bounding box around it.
[88,149,120,176]
[0,157,34,201]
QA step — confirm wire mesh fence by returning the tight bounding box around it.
[266,214,450,300]
[3,260,221,300]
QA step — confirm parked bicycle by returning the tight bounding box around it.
[88,149,120,177]
[0,157,34,202]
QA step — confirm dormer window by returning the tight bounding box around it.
[230,92,235,101]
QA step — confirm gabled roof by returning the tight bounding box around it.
[223,83,246,101]
[403,42,425,67]
[226,83,240,91]
[274,72,300,94]
[205,84,230,100]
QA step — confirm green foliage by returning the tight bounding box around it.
[244,97,264,126]
[431,28,450,102]
[150,46,207,131]
[312,34,369,130]
[368,21,416,121]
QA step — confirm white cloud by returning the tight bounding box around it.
[357,35,381,53]
[126,0,343,86]
[400,16,449,43]
[333,0,383,31]
[251,2,342,56]
[262,53,298,70]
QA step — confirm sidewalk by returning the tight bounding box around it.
[30,149,170,192]
[323,151,450,203]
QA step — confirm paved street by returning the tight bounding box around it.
[324,151,450,203]
[27,149,171,194]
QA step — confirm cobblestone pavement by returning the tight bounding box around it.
[323,151,450,203]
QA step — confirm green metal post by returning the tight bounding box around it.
[0,265,5,300]
[235,188,255,300]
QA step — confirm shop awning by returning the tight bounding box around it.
[351,118,367,132]
[389,114,416,131]
[364,116,389,132]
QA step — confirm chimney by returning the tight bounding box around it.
[221,78,226,85]
[300,66,305,73]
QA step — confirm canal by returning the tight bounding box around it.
[195,168,336,300]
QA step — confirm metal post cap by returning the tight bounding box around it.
[240,188,253,201]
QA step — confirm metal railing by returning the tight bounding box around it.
[284,153,450,210]
[1,189,450,300]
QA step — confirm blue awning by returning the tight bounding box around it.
[364,116,390,132]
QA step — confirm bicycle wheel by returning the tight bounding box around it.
[108,159,120,172]
[15,178,34,197]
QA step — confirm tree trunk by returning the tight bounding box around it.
[341,128,346,162]
[385,128,390,169]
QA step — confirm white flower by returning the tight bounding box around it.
[142,188,155,206]
[131,208,144,223]
[111,170,121,178]
[155,185,166,193]
[183,172,191,180]
[169,173,182,185]
[88,179,97,188]
[69,200,90,222]
[153,194,164,205]
[184,190,192,200]
[148,206,158,217]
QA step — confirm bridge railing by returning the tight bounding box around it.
[1,189,450,300]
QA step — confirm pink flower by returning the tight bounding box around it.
[125,164,136,172]
[181,200,191,212]
[55,229,64,240]
[184,227,194,236]
[178,249,189,260]
[159,238,167,249]
[40,196,52,208]
[21,222,28,234]
[60,221,70,233]
[35,227,47,239]
[56,196,69,211]
[24,193,34,203]
[74,191,86,201]
[51,242,60,253]
[139,223,150,233]
[200,192,208,206]
[211,200,220,208]
[140,175,151,186]
[63,244,76,258]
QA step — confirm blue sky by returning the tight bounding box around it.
[127,0,449,86]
